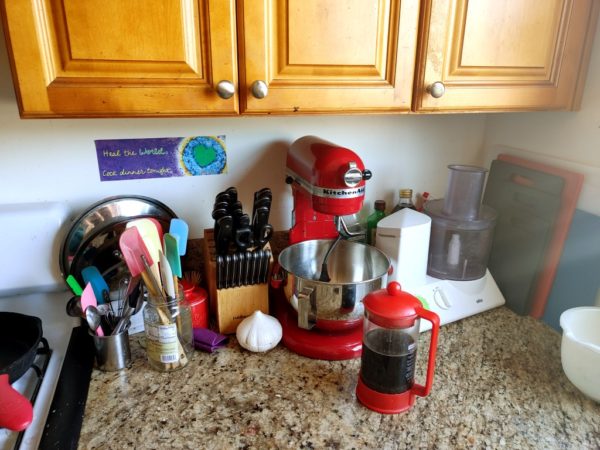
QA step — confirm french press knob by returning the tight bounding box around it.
[356,282,440,414]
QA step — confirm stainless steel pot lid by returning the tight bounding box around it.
[59,196,177,284]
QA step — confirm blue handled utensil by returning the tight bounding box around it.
[169,218,189,255]
[81,266,109,305]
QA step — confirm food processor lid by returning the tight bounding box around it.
[363,282,422,328]
[424,199,497,230]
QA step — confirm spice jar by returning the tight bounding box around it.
[143,287,194,371]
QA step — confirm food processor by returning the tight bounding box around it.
[376,165,505,330]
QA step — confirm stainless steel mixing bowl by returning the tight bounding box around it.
[278,239,391,330]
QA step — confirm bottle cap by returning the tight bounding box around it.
[399,189,413,198]
[374,200,386,211]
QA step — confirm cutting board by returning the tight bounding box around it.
[542,209,600,331]
[483,160,565,316]
[497,154,583,318]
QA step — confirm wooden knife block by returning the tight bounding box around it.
[202,229,271,334]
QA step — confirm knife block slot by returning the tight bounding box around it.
[202,229,271,334]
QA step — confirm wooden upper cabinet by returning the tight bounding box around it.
[2,0,598,117]
[238,0,420,114]
[1,0,238,117]
[414,0,600,112]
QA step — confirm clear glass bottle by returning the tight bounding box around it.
[143,287,194,371]
[392,189,416,213]
[366,200,386,245]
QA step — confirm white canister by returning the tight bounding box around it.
[375,209,431,291]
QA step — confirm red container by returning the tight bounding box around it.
[182,280,208,329]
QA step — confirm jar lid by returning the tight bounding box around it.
[363,282,422,328]
[181,280,207,306]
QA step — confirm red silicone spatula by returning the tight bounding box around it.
[119,227,161,297]
[0,374,33,431]
[119,227,152,277]
[126,218,163,291]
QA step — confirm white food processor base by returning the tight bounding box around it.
[410,269,505,332]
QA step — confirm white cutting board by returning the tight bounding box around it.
[0,202,70,296]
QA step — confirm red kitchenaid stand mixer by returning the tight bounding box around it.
[273,136,375,360]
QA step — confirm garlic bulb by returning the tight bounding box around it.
[236,310,282,352]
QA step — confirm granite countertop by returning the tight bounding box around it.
[78,306,600,449]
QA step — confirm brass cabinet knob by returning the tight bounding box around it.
[250,80,268,99]
[427,81,446,98]
[216,80,235,99]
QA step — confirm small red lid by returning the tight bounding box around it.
[363,282,422,328]
[181,279,207,305]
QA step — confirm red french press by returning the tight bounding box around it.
[356,282,440,414]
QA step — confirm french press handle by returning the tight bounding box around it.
[411,307,440,398]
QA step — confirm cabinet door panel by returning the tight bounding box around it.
[2,0,238,117]
[414,0,599,112]
[240,0,420,114]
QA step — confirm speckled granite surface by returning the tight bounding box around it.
[78,307,599,449]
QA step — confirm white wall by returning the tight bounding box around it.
[0,24,487,239]
[483,26,600,215]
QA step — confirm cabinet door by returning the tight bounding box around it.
[1,0,238,117]
[414,0,599,112]
[239,0,420,114]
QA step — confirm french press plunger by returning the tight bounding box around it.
[356,282,440,414]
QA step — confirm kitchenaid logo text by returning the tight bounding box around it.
[322,187,364,196]
[315,186,365,199]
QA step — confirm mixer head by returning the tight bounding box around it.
[285,136,372,244]
[285,136,371,216]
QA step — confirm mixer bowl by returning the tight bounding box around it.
[278,239,390,330]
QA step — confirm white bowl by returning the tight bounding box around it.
[559,307,600,402]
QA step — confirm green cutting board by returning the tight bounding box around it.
[483,160,565,315]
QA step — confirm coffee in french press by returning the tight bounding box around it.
[356,282,440,414]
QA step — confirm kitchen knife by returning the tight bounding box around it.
[252,205,273,249]
[255,249,264,285]
[234,214,254,251]
[249,250,259,285]
[231,253,240,287]
[254,187,272,203]
[261,249,272,283]
[215,215,233,255]
[251,191,272,223]
[225,186,238,204]
[215,192,230,205]
[213,201,229,213]
[224,254,232,288]
[212,207,229,240]
[216,254,224,289]
[242,252,251,285]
